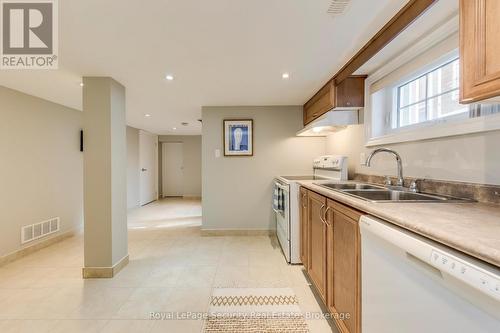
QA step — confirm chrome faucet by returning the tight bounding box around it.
[365,148,404,187]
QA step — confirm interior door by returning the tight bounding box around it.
[162,142,184,197]
[139,130,158,206]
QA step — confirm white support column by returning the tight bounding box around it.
[82,77,128,278]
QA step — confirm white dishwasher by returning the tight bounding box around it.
[360,216,500,333]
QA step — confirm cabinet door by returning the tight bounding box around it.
[460,0,500,103]
[333,206,361,333]
[303,80,334,125]
[325,200,335,315]
[334,76,366,108]
[307,190,327,302]
[299,187,309,268]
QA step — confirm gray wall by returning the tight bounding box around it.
[326,124,500,185]
[0,85,83,258]
[127,126,140,208]
[158,135,202,197]
[202,106,326,230]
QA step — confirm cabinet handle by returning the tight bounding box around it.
[324,206,331,226]
[319,204,326,225]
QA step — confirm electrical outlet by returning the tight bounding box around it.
[360,152,366,166]
[215,149,221,158]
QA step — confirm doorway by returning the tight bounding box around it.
[139,130,158,205]
[162,142,184,197]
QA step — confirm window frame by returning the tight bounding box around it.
[395,57,461,129]
[364,41,500,148]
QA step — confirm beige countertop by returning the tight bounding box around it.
[298,181,500,268]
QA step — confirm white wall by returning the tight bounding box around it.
[0,86,83,258]
[126,126,140,209]
[158,135,202,197]
[326,123,500,185]
[202,106,326,230]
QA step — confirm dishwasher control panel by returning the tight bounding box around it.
[431,250,500,301]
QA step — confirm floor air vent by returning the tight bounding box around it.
[327,0,351,16]
[21,217,60,244]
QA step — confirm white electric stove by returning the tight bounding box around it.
[274,155,348,264]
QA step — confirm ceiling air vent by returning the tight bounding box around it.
[327,0,351,16]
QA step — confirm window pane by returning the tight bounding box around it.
[399,76,427,108]
[399,102,426,127]
[427,59,459,98]
[427,90,468,120]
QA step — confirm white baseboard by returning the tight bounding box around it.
[82,254,129,279]
[201,229,276,236]
[0,230,75,267]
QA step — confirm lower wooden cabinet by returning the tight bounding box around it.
[330,201,361,333]
[299,187,309,268]
[306,190,327,303]
[325,200,335,315]
[301,188,361,333]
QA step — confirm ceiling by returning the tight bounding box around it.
[0,0,410,135]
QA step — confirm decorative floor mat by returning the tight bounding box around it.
[204,288,309,332]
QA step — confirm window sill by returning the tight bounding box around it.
[366,113,500,147]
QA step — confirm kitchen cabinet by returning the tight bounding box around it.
[299,187,309,268]
[330,201,361,333]
[460,0,500,103]
[302,188,361,333]
[303,76,366,126]
[303,80,334,125]
[306,190,327,303]
[325,200,335,317]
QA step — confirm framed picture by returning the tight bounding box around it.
[223,119,253,156]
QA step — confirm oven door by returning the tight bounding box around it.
[274,181,290,262]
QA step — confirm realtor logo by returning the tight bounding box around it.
[1,0,58,69]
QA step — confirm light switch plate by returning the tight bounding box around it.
[215,149,221,158]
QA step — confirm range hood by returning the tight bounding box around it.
[296,110,359,137]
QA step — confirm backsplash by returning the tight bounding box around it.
[353,173,500,205]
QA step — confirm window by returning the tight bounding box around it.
[366,50,500,147]
[396,58,469,128]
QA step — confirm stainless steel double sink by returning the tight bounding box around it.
[315,182,472,203]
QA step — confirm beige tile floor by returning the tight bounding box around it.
[0,198,336,333]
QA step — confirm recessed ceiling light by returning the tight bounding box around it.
[144,114,151,117]
[172,127,177,130]
[282,72,290,79]
[79,82,84,87]
[165,74,174,81]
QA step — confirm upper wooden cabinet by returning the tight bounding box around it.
[303,76,366,126]
[460,0,500,103]
[303,79,335,125]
